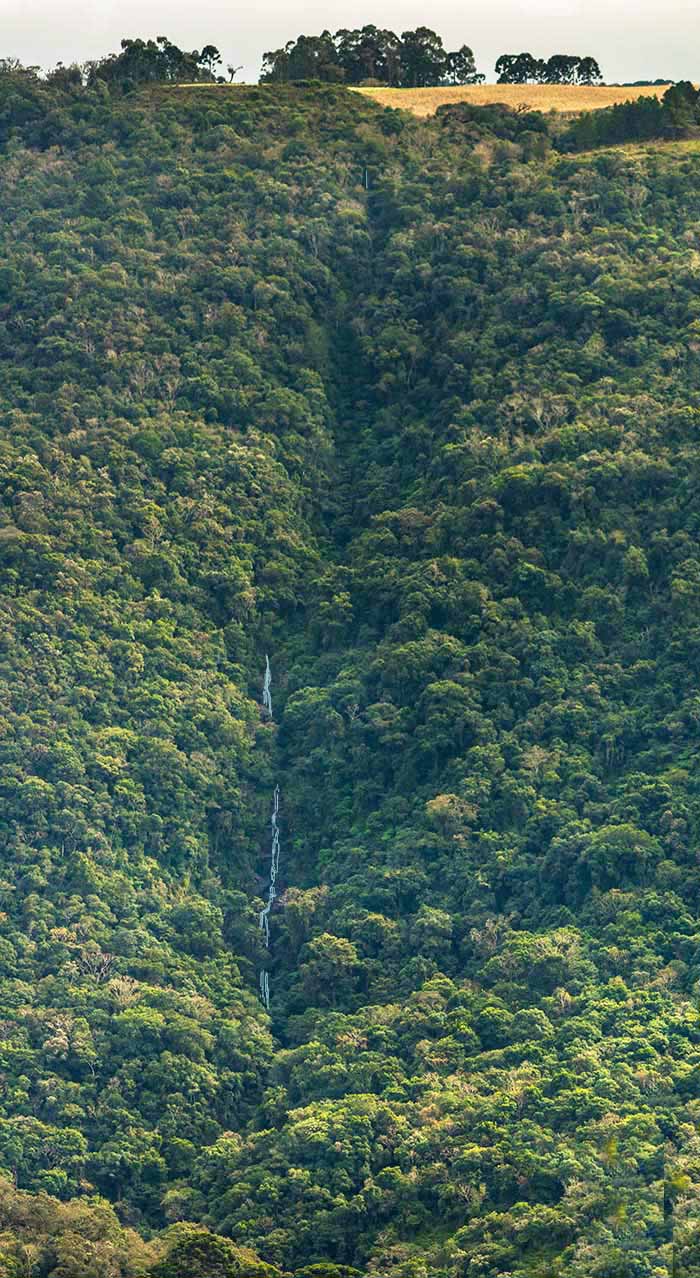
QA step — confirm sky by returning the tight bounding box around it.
[1,0,696,85]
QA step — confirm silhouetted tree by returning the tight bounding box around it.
[261,32,343,83]
[496,51,603,85]
[496,53,546,83]
[400,27,448,87]
[445,45,484,85]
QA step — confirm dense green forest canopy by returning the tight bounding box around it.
[2,60,700,1278]
[85,37,226,88]
[564,80,700,148]
[260,27,483,87]
[259,30,605,89]
[495,53,602,85]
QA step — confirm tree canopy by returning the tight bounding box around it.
[496,52,603,84]
[0,55,696,1278]
[261,26,483,86]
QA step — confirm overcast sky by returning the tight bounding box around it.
[2,0,696,84]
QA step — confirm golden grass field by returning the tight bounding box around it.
[353,83,672,118]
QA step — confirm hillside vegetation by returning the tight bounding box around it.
[2,70,700,1277]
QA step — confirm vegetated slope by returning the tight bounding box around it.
[354,81,672,117]
[222,114,700,1278]
[2,74,700,1278]
[0,77,374,1249]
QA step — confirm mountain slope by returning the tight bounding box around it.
[1,74,700,1276]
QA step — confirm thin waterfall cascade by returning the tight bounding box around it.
[258,785,281,949]
[258,656,279,1011]
[259,969,270,1010]
[262,655,273,718]
[258,786,281,1011]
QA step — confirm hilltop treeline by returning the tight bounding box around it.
[2,60,700,1278]
[86,36,226,87]
[4,36,229,93]
[496,52,602,84]
[261,26,483,87]
[4,28,483,91]
[3,30,611,90]
[259,28,609,88]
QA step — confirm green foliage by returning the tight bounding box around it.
[150,1224,278,1277]
[87,38,224,90]
[496,52,603,84]
[0,75,376,1232]
[0,63,699,1278]
[563,80,700,149]
[261,26,483,87]
[0,1174,154,1275]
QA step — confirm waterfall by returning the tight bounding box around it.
[259,785,281,950]
[259,969,269,1009]
[259,657,279,1011]
[259,786,281,1011]
[262,654,273,718]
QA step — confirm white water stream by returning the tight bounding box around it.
[258,658,279,1010]
[262,654,273,718]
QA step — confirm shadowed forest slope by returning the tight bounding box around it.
[1,76,700,1277]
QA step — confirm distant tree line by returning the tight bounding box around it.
[3,37,231,93]
[261,26,484,87]
[622,78,675,86]
[87,36,226,87]
[1,34,609,91]
[496,52,603,84]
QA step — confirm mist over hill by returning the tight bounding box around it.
[1,73,700,1276]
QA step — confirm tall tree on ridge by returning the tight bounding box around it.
[261,32,342,82]
[445,45,484,85]
[495,52,547,83]
[400,26,448,87]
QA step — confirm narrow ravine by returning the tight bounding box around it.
[250,184,388,1017]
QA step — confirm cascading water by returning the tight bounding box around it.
[259,968,270,1010]
[259,785,281,951]
[258,657,279,1010]
[262,654,273,718]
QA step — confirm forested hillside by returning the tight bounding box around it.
[2,69,700,1276]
